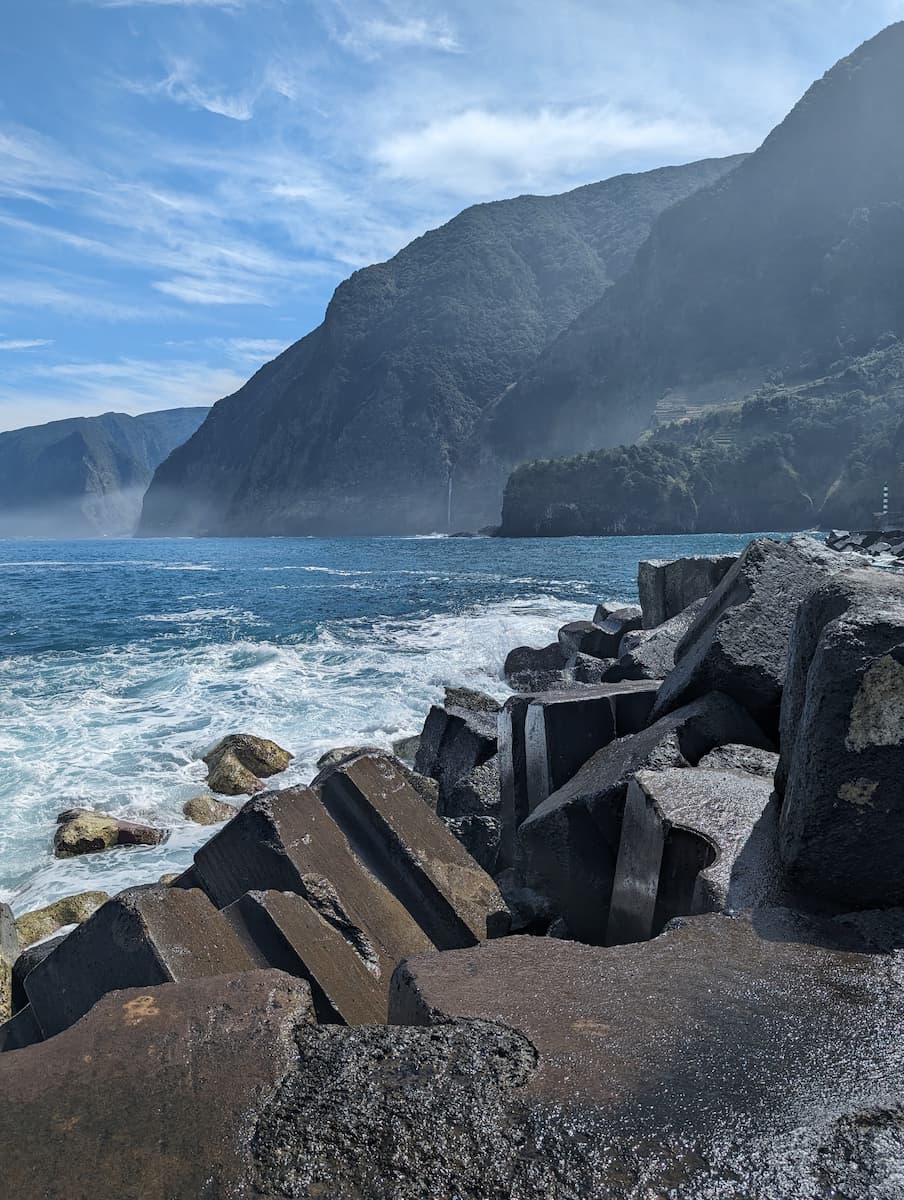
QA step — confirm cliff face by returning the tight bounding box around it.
[138,158,743,537]
[0,408,209,538]
[488,22,904,467]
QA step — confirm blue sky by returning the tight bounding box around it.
[0,0,902,431]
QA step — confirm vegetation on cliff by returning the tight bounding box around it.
[500,340,904,535]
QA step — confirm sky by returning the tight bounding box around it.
[0,0,902,432]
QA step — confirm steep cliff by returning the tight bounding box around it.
[488,23,904,466]
[138,158,743,536]
[0,408,209,537]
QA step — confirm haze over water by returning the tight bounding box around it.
[0,533,761,913]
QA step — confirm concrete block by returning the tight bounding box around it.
[316,753,509,947]
[223,890,391,1024]
[25,885,258,1038]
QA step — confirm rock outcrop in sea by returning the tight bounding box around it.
[1,536,902,1196]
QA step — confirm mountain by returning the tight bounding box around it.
[137,157,743,537]
[487,23,904,467]
[0,408,209,538]
[499,338,904,535]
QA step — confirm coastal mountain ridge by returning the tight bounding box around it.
[137,158,744,537]
[489,21,904,467]
[0,407,209,538]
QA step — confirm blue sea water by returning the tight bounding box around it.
[0,532,765,915]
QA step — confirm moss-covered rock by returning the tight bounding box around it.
[53,811,166,859]
[182,795,239,825]
[15,890,110,949]
[203,734,292,796]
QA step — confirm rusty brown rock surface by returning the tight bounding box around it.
[187,785,435,979]
[316,752,509,947]
[390,912,904,1118]
[25,885,258,1038]
[224,889,395,1024]
[0,970,314,1200]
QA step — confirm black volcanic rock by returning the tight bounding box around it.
[489,23,904,468]
[0,407,208,537]
[137,158,742,537]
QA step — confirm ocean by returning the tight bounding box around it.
[0,532,764,916]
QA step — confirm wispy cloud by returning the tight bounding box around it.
[0,338,53,350]
[374,103,735,197]
[0,356,246,432]
[337,15,459,58]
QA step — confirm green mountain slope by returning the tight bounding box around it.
[488,22,904,467]
[499,339,904,535]
[137,157,743,537]
[0,408,209,537]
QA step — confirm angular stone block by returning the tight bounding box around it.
[605,598,706,682]
[637,554,737,628]
[778,568,904,906]
[11,932,66,1013]
[503,641,565,685]
[0,971,314,1199]
[186,785,434,978]
[25,885,257,1038]
[651,537,844,733]
[389,911,904,1181]
[0,1005,42,1054]
[316,753,509,947]
[518,692,775,943]
[698,743,779,777]
[414,698,497,797]
[523,680,660,813]
[223,890,391,1024]
[606,767,777,945]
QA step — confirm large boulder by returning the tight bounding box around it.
[0,971,316,1199]
[637,554,737,628]
[605,598,706,682]
[11,934,67,1013]
[315,752,509,946]
[24,884,258,1038]
[318,748,439,811]
[523,680,660,812]
[650,537,845,734]
[440,756,501,873]
[606,767,779,945]
[697,743,779,777]
[15,890,110,948]
[183,794,239,825]
[415,690,498,798]
[503,642,566,686]
[204,733,292,796]
[386,911,904,1198]
[777,568,904,907]
[53,810,166,858]
[518,691,775,943]
[182,785,435,991]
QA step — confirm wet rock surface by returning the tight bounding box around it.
[518,691,774,943]
[15,891,111,948]
[53,810,167,857]
[204,733,292,796]
[0,903,15,1023]
[651,537,845,734]
[778,568,904,906]
[0,971,315,1200]
[183,794,238,825]
[605,598,705,682]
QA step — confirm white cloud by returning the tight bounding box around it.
[225,336,288,357]
[0,339,53,350]
[338,15,459,58]
[374,104,736,197]
[0,357,247,432]
[0,278,175,322]
[153,276,268,304]
[124,59,258,120]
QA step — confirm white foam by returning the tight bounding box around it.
[0,592,589,913]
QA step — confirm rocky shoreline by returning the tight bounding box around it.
[1,536,902,1198]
